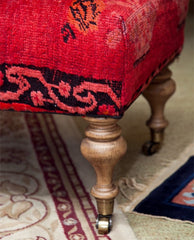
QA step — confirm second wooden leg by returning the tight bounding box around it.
[142,67,176,155]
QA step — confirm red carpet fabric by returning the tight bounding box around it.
[0,0,189,117]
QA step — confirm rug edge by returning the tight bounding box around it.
[119,142,194,213]
[131,211,194,225]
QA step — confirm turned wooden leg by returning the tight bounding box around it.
[142,67,176,155]
[80,117,127,234]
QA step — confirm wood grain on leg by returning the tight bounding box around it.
[80,117,127,234]
[142,67,176,155]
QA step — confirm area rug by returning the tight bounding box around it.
[0,111,136,240]
[134,156,194,222]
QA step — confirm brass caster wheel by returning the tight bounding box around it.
[96,214,112,235]
[142,141,161,156]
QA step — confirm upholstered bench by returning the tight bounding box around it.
[0,0,189,234]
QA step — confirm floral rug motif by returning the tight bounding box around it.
[0,111,112,240]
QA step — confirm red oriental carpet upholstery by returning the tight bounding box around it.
[0,0,189,118]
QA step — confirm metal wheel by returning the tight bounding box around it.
[142,141,161,156]
[96,215,112,234]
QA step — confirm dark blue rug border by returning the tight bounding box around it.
[134,156,194,222]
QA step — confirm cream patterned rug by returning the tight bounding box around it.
[0,111,136,240]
